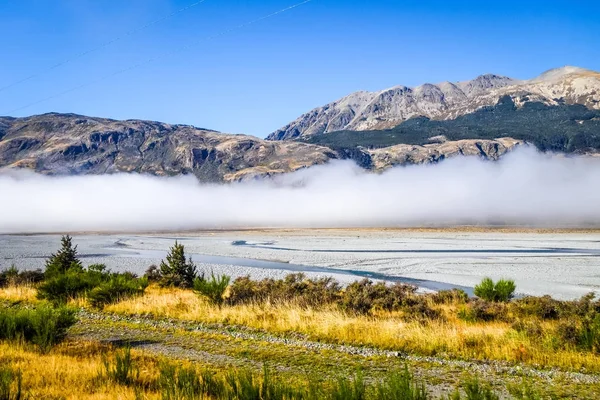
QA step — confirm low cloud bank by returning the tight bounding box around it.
[1,147,600,233]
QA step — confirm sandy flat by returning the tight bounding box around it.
[2,229,599,300]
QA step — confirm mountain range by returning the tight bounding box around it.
[1,66,599,182]
[268,66,600,141]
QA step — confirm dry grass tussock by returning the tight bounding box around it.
[0,341,160,400]
[103,285,600,373]
[0,284,38,303]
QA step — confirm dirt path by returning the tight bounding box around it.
[68,310,600,399]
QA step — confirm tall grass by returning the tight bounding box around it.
[101,345,139,386]
[373,366,428,400]
[0,366,26,400]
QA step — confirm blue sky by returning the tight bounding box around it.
[1,0,599,137]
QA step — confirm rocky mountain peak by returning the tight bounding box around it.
[268,66,600,141]
[456,74,519,97]
[534,66,595,82]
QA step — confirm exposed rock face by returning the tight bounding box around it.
[364,138,524,171]
[0,113,337,182]
[269,66,600,140]
[0,114,528,180]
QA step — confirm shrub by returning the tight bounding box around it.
[458,300,508,322]
[0,266,44,288]
[144,265,161,283]
[513,295,561,320]
[0,305,77,353]
[578,314,600,352]
[226,274,341,308]
[474,278,516,303]
[339,280,419,315]
[102,345,139,386]
[0,366,25,400]
[88,275,148,309]
[226,276,259,305]
[44,235,83,279]
[37,270,99,303]
[511,320,544,339]
[159,242,198,288]
[193,273,230,307]
[30,306,77,353]
[37,263,147,307]
[430,289,469,305]
[555,320,580,347]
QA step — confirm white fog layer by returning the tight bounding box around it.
[1,147,600,233]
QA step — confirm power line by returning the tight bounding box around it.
[5,0,314,116]
[0,0,209,94]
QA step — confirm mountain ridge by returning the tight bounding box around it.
[0,113,526,181]
[268,66,600,140]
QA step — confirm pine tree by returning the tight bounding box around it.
[44,235,83,278]
[159,241,197,288]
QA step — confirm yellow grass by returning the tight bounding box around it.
[105,285,600,372]
[0,284,38,303]
[4,284,600,373]
[0,341,160,400]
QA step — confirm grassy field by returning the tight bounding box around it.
[3,281,600,399]
[3,237,600,399]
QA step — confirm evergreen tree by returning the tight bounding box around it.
[44,235,83,278]
[159,241,197,288]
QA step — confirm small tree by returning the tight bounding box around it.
[474,277,516,303]
[44,235,83,278]
[193,273,230,307]
[159,242,197,288]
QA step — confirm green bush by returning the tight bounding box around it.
[159,242,198,288]
[578,314,600,352]
[339,280,421,315]
[226,274,341,308]
[0,305,77,353]
[429,289,469,305]
[37,270,99,303]
[0,365,25,400]
[144,265,161,283]
[513,295,561,319]
[88,275,148,309]
[458,300,508,322]
[0,266,44,288]
[474,278,516,303]
[37,262,147,307]
[44,235,83,279]
[193,273,230,307]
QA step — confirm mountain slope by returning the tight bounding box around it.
[0,113,337,182]
[0,113,528,180]
[302,96,600,154]
[269,66,600,140]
